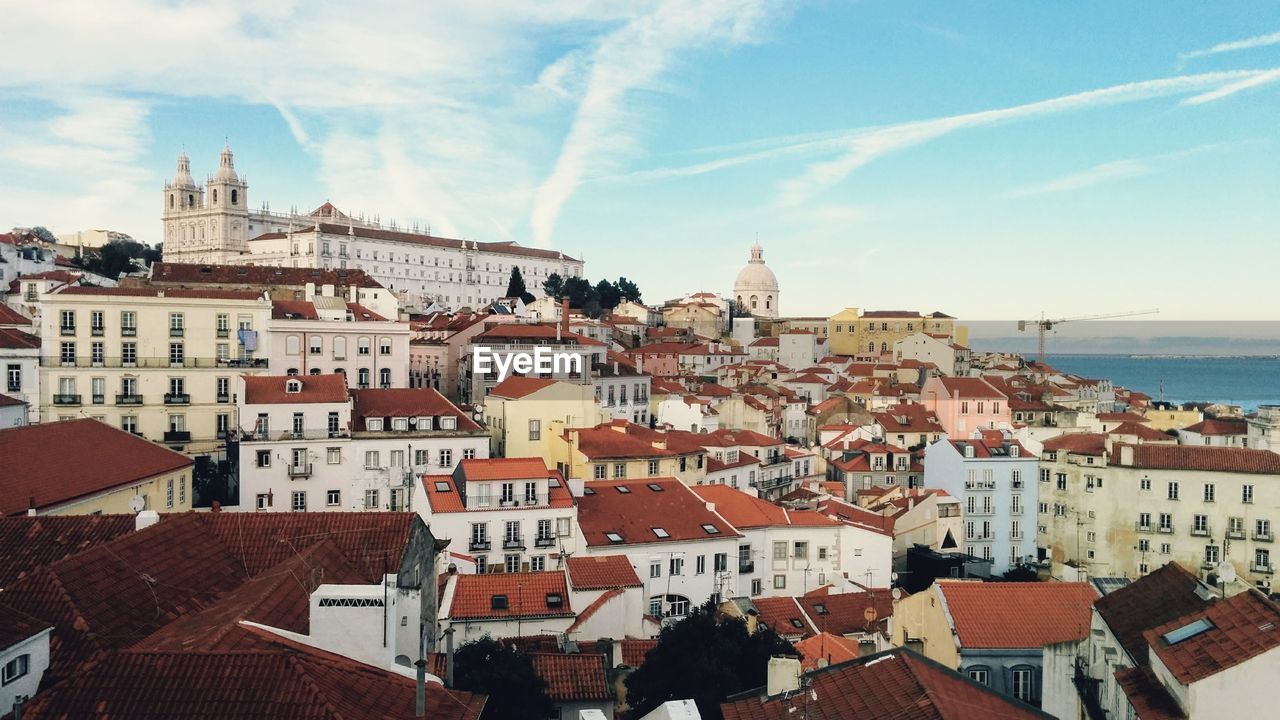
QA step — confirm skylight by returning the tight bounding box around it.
[814,603,829,615]
[652,528,670,538]
[701,524,720,534]
[647,483,664,492]
[1162,618,1215,645]
[548,478,561,487]
[790,619,804,628]
[434,481,451,492]
[605,532,624,543]
[616,486,632,494]
[583,487,596,495]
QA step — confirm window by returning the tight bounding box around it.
[1203,483,1216,502]
[1243,484,1255,504]
[505,555,520,573]
[528,419,540,441]
[1167,481,1179,500]
[389,489,404,511]
[751,578,763,595]
[650,561,661,578]
[365,489,380,510]
[648,459,660,476]
[60,309,76,333]
[773,541,787,561]
[1140,477,1151,491]
[793,541,808,560]
[169,312,185,337]
[1139,512,1151,529]
[593,464,606,480]
[169,342,185,366]
[379,338,392,355]
[291,491,306,512]
[1258,519,1272,539]
[166,478,174,508]
[358,337,371,355]
[557,517,571,537]
[438,449,452,468]
[365,451,380,469]
[695,555,706,575]
[3,653,30,685]
[358,368,370,388]
[530,556,545,571]
[122,342,136,366]
[5,364,19,392]
[1205,545,1220,564]
[1257,548,1271,571]
[121,310,136,334]
[1193,514,1209,534]
[379,368,391,388]
[1056,473,1067,490]
[326,490,341,506]
[60,341,76,364]
[1159,513,1173,531]
[257,450,271,468]
[773,575,786,589]
[613,462,626,479]
[1010,667,1033,701]
[310,337,322,355]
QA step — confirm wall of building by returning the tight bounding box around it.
[43,466,193,516]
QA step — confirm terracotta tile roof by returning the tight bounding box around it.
[874,403,945,435]
[1043,433,1107,456]
[816,498,895,536]
[1114,443,1280,475]
[0,602,51,653]
[0,514,136,589]
[473,322,605,346]
[794,632,862,670]
[271,299,319,319]
[938,581,1096,649]
[700,428,784,448]
[1182,418,1248,436]
[571,426,675,460]
[57,285,264,300]
[948,438,1036,459]
[751,597,816,638]
[0,419,193,516]
[578,478,739,547]
[421,469,573,514]
[22,635,486,720]
[862,310,923,318]
[530,652,612,701]
[722,648,1053,720]
[351,387,480,431]
[150,262,385,289]
[0,392,26,407]
[1094,562,1209,664]
[693,485,838,529]
[447,571,573,621]
[242,373,349,405]
[458,457,552,482]
[566,555,642,590]
[0,326,39,348]
[0,303,32,326]
[796,591,894,637]
[489,375,558,399]
[706,453,761,473]
[254,222,578,263]
[1114,666,1187,719]
[621,638,657,667]
[932,377,1006,399]
[1144,589,1280,685]
[1107,421,1172,441]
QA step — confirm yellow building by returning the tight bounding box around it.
[482,376,605,459]
[0,418,195,516]
[549,421,708,485]
[827,308,959,357]
[38,284,273,456]
[889,581,962,668]
[1143,407,1203,431]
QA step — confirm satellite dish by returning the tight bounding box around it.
[128,495,146,513]
[891,588,903,602]
[863,606,878,623]
[1217,562,1237,585]
[891,572,899,582]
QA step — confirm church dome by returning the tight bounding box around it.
[732,242,780,317]
[213,143,239,183]
[171,151,196,188]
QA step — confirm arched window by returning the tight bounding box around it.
[358,368,370,388]
[309,368,321,375]
[212,189,217,203]
[334,367,345,377]
[285,335,301,355]
[169,194,174,209]
[286,368,299,376]
[333,337,347,359]
[231,189,238,205]
[649,594,691,618]
[963,665,992,686]
[750,295,758,309]
[765,295,772,309]
[379,368,391,388]
[378,337,392,355]
[358,337,371,356]
[880,342,888,352]
[187,193,194,207]
[868,342,875,352]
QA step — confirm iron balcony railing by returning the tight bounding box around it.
[52,394,81,405]
[41,356,267,369]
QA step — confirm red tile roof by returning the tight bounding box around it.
[693,485,838,528]
[22,634,486,720]
[57,285,264,300]
[149,262,385,289]
[722,648,1052,720]
[0,326,39,348]
[351,387,479,431]
[271,299,320,319]
[0,602,51,654]
[421,469,573,514]
[1113,443,1280,475]
[1144,589,1280,684]
[938,581,1096,649]
[457,457,551,482]
[816,498,895,536]
[446,571,574,621]
[794,632,862,670]
[751,597,816,637]
[1183,418,1248,436]
[0,514,136,589]
[571,426,675,460]
[473,322,604,346]
[1107,421,1173,441]
[578,478,739,547]
[489,375,558,399]
[567,588,626,633]
[530,652,612,702]
[1043,433,1107,456]
[242,373,349,405]
[1094,563,1209,664]
[0,303,32,326]
[796,591,894,637]
[932,377,1006,399]
[621,638,657,666]
[0,419,193,516]
[566,555,642,590]
[1114,665,1187,720]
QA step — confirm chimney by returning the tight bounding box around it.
[135,509,160,531]
[766,656,802,696]
[636,355,644,374]
[560,298,570,339]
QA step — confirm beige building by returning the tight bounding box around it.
[1039,435,1280,594]
[827,308,959,357]
[0,418,193,516]
[483,376,605,459]
[39,285,272,456]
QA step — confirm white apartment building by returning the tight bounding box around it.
[593,360,651,425]
[39,285,271,455]
[461,322,608,405]
[1247,405,1280,452]
[1039,436,1280,593]
[160,146,585,309]
[237,376,489,513]
[415,457,578,575]
[1,327,39,422]
[576,477,742,620]
[264,297,412,391]
[694,485,893,597]
[0,237,57,291]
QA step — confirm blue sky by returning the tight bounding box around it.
[1,1,1277,319]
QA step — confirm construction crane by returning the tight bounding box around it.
[1019,309,1159,364]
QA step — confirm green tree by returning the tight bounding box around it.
[28,226,57,244]
[561,276,595,309]
[452,637,553,720]
[594,278,622,311]
[505,266,535,304]
[624,602,797,720]
[616,276,642,303]
[542,272,564,300]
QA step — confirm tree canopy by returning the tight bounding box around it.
[452,637,553,720]
[505,266,536,304]
[541,273,643,318]
[71,238,155,279]
[624,602,797,720]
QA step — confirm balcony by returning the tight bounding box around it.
[1011,480,1024,489]
[534,536,556,548]
[1158,526,1174,534]
[121,327,136,336]
[91,394,104,404]
[1010,531,1024,540]
[739,560,755,573]
[60,326,76,336]
[91,326,104,336]
[502,538,525,550]
[164,393,190,405]
[42,355,268,370]
[163,430,191,443]
[1228,529,1246,540]
[238,428,350,443]
[116,394,143,405]
[1255,531,1274,543]
[468,539,491,552]
[1190,526,1212,537]
[52,394,81,405]
[170,327,184,338]
[288,463,313,478]
[217,328,230,338]
[216,393,230,404]
[1252,563,1274,575]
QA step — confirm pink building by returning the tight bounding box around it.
[920,376,1010,437]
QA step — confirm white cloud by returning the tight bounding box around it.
[1006,159,1152,198]
[1181,31,1280,60]
[1182,68,1280,105]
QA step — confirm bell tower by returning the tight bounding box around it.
[162,151,203,258]
[204,142,250,260]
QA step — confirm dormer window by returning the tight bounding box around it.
[963,444,975,458]
[417,416,432,430]
[1010,445,1020,457]
[367,418,384,431]
[392,417,409,431]
[440,416,457,430]
[285,379,302,394]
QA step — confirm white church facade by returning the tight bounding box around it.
[732,241,780,318]
[161,146,585,310]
